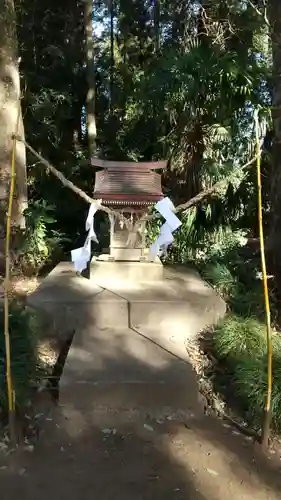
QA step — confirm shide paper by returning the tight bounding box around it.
[86,203,99,243]
[154,198,181,231]
[71,202,99,273]
[157,222,174,246]
[149,197,181,260]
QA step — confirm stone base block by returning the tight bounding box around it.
[110,247,143,261]
[90,259,163,283]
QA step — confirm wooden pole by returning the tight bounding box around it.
[254,110,273,449]
[4,102,21,444]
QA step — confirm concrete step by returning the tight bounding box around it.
[60,327,192,386]
[59,382,203,427]
[58,326,204,423]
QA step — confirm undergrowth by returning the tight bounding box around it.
[188,226,280,431]
[13,200,67,276]
[212,315,281,430]
[0,303,41,418]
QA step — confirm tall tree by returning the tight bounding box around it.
[269,0,281,285]
[153,0,160,52]
[109,0,114,111]
[84,0,97,157]
[0,0,27,235]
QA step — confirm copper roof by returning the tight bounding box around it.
[91,159,167,170]
[93,159,166,206]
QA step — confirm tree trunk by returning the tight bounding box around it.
[0,0,27,234]
[84,0,97,157]
[269,0,281,285]
[154,0,160,52]
[109,0,114,113]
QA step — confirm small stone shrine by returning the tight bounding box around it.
[92,158,167,262]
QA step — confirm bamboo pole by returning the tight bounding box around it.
[254,110,273,449]
[4,103,21,444]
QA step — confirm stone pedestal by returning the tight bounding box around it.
[90,258,164,283]
[110,248,142,261]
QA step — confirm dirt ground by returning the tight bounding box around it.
[1,277,281,500]
[1,392,281,500]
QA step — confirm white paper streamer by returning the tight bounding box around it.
[149,197,181,260]
[154,198,181,231]
[85,203,99,243]
[149,241,160,260]
[158,222,174,246]
[71,203,99,273]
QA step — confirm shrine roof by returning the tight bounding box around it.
[92,159,166,205]
[91,159,167,170]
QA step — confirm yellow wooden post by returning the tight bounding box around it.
[254,109,273,448]
[4,101,21,442]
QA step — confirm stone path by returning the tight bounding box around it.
[1,263,280,499]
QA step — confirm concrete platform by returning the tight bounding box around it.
[27,261,226,340]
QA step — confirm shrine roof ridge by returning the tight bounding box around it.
[91,158,167,170]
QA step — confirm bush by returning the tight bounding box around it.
[212,314,281,430]
[0,303,38,415]
[13,199,67,275]
[202,262,237,298]
[213,315,266,361]
[201,253,265,319]
[234,338,281,429]
[229,284,265,318]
